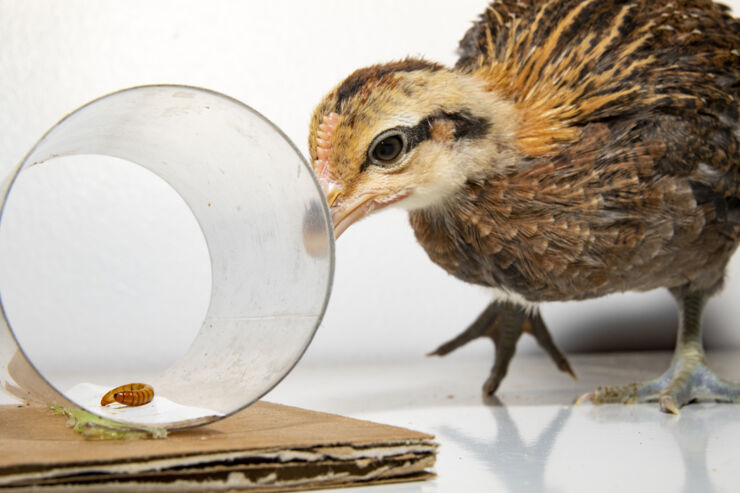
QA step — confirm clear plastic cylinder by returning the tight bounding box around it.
[0,85,334,429]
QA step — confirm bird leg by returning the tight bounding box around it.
[428,300,576,395]
[577,291,740,414]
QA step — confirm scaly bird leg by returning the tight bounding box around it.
[577,291,740,414]
[428,300,576,395]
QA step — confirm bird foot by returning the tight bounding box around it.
[428,300,575,395]
[576,350,740,414]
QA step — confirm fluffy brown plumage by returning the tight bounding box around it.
[309,0,740,412]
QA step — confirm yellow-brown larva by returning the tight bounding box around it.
[100,383,154,407]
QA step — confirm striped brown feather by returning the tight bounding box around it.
[457,0,740,160]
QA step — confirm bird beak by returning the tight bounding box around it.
[329,193,377,239]
[315,176,358,238]
[317,175,409,239]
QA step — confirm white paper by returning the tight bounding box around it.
[65,382,223,425]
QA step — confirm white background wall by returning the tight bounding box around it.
[1,0,740,378]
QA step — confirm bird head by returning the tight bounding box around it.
[308,58,518,238]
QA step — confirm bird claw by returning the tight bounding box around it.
[659,395,681,415]
[427,340,470,357]
[483,366,507,395]
[574,391,594,406]
[429,300,574,395]
[575,356,740,414]
[573,383,642,406]
[527,313,577,381]
[427,303,498,357]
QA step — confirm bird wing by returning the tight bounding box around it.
[442,119,735,300]
[456,0,740,159]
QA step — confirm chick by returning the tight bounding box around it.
[308,0,740,413]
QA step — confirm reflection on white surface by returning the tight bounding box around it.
[708,420,740,492]
[546,406,684,492]
[267,351,740,493]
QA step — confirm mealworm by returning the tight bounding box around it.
[100,383,155,407]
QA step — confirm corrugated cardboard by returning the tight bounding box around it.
[0,402,437,492]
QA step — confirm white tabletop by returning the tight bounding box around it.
[3,350,737,492]
[266,350,740,493]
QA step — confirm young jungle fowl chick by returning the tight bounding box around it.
[308,0,740,413]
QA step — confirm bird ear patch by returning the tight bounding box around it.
[314,112,339,180]
[430,119,457,144]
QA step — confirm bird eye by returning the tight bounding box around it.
[369,130,407,167]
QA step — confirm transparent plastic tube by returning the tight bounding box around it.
[0,85,334,429]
